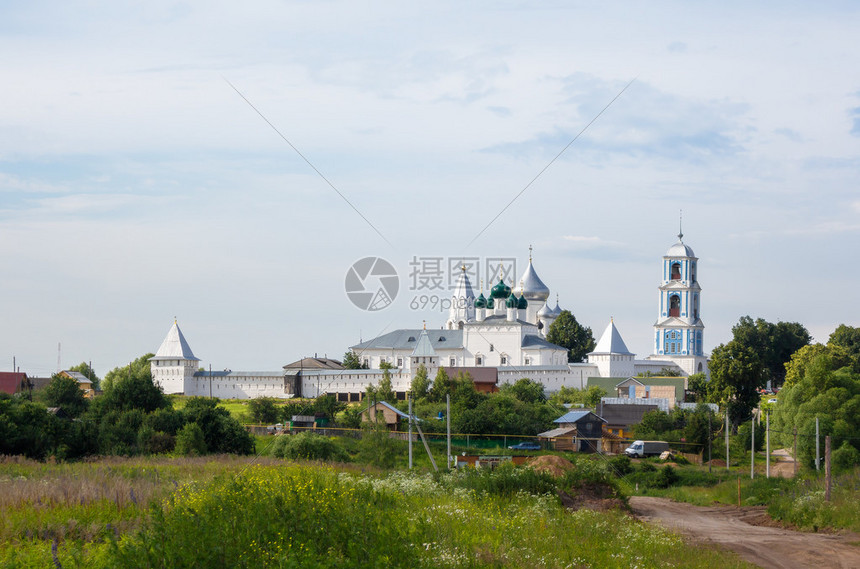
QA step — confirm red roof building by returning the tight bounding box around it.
[0,372,28,395]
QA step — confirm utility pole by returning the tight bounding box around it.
[751,415,755,480]
[446,394,451,470]
[793,427,798,476]
[708,409,712,474]
[408,394,413,470]
[725,409,730,471]
[209,364,212,398]
[766,411,770,478]
[815,417,820,471]
[825,436,832,502]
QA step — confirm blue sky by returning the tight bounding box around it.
[2,1,858,377]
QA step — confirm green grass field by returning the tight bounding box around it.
[0,455,757,568]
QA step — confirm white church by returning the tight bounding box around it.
[150,232,708,400]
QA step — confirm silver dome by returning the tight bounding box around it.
[517,260,550,301]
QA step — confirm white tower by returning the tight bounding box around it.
[446,265,476,330]
[150,320,200,394]
[588,319,635,377]
[652,228,708,376]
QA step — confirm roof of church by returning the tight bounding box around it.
[283,358,344,370]
[151,321,200,361]
[666,239,695,258]
[590,319,633,355]
[518,259,550,301]
[411,329,437,357]
[352,329,463,351]
[521,335,566,350]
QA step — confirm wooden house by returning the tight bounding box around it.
[537,410,606,453]
[360,401,412,430]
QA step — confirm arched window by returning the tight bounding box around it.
[693,294,699,319]
[670,262,681,280]
[697,362,703,372]
[669,294,681,317]
[691,262,697,283]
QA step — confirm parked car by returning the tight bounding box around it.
[624,440,670,458]
[768,398,778,404]
[508,442,541,451]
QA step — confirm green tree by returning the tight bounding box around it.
[501,378,546,404]
[410,364,430,400]
[546,311,595,363]
[428,367,453,402]
[772,327,860,468]
[97,354,168,414]
[342,350,368,369]
[183,397,254,455]
[549,385,606,409]
[376,367,396,402]
[247,397,280,424]
[708,340,764,429]
[68,362,100,390]
[175,422,207,456]
[313,394,346,420]
[686,373,709,402]
[730,316,811,385]
[43,374,89,418]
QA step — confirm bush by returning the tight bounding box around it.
[608,455,633,477]
[175,423,206,456]
[357,422,399,468]
[438,461,557,497]
[656,465,679,488]
[271,432,349,462]
[833,441,860,470]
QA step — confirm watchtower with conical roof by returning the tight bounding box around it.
[150,320,201,394]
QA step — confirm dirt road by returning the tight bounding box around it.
[630,496,860,569]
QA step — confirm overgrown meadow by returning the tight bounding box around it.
[0,455,754,569]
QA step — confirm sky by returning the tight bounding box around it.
[2,1,859,378]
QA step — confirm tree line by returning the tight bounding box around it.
[0,354,254,460]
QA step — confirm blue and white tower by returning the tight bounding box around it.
[652,229,708,377]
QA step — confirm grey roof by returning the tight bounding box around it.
[62,371,91,384]
[283,358,344,370]
[517,260,550,301]
[521,335,566,350]
[590,319,633,355]
[194,370,283,378]
[553,410,606,424]
[351,329,463,351]
[411,329,437,357]
[666,240,695,258]
[597,402,659,426]
[537,426,576,438]
[151,321,200,361]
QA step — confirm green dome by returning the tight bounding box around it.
[505,292,518,309]
[517,294,528,310]
[475,293,487,309]
[486,296,495,309]
[490,278,511,299]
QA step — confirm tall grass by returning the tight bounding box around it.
[100,466,751,568]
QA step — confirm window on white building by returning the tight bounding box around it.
[449,357,456,367]
[397,358,403,367]
[524,357,531,365]
[476,356,483,366]
[500,356,507,365]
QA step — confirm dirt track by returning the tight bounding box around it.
[630,496,860,569]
